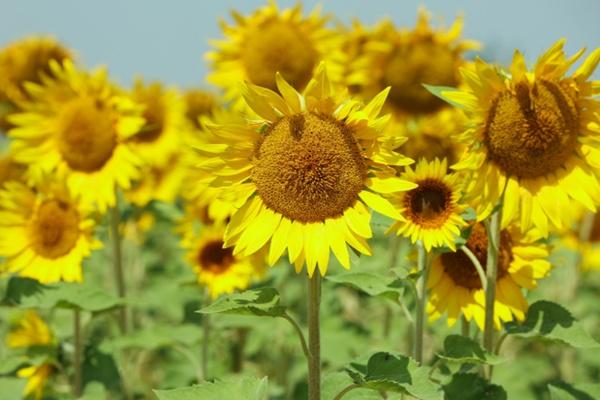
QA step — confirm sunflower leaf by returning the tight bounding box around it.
[346,352,442,400]
[1,277,123,312]
[443,373,507,400]
[326,272,407,302]
[547,381,600,400]
[504,300,600,348]
[153,376,268,400]
[438,335,505,365]
[198,287,286,317]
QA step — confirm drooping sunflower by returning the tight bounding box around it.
[6,310,54,400]
[194,64,415,276]
[427,222,551,329]
[183,224,265,299]
[349,8,479,117]
[0,181,101,283]
[440,40,600,236]
[387,158,467,251]
[206,1,342,107]
[7,60,145,212]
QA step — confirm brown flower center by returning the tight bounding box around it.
[382,40,458,114]
[31,199,80,259]
[134,84,166,143]
[440,223,513,290]
[198,240,236,274]
[403,179,453,228]
[484,79,579,179]
[57,96,117,172]
[241,19,317,91]
[589,213,600,242]
[253,113,366,223]
[184,89,216,129]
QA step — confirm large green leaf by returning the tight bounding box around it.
[154,376,268,400]
[0,377,26,400]
[198,288,285,317]
[505,301,599,348]
[347,352,442,400]
[326,272,405,301]
[2,277,122,312]
[548,382,600,400]
[439,335,504,365]
[443,373,507,400]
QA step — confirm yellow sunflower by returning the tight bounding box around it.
[439,40,600,236]
[6,310,54,400]
[388,158,467,251]
[0,180,101,283]
[206,0,342,107]
[0,36,72,104]
[183,224,265,299]
[0,151,26,189]
[194,64,415,277]
[7,60,145,212]
[349,8,479,116]
[183,88,218,130]
[427,222,551,329]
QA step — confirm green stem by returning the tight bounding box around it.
[483,210,501,379]
[307,273,321,400]
[460,245,487,291]
[281,312,310,360]
[201,313,210,380]
[110,204,127,333]
[73,309,82,398]
[333,383,361,400]
[461,315,470,338]
[414,241,430,365]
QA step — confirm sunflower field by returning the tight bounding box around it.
[1,1,600,399]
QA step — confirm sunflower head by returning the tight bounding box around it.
[194,63,415,276]
[183,88,217,129]
[350,8,479,116]
[0,151,26,189]
[389,158,467,251]
[0,36,72,104]
[206,1,341,106]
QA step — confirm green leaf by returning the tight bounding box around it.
[198,288,285,317]
[548,382,600,400]
[100,324,202,352]
[443,373,507,400]
[422,84,466,109]
[438,335,504,365]
[2,277,122,312]
[347,352,442,400]
[154,376,268,400]
[82,346,122,392]
[322,372,384,400]
[0,377,27,400]
[505,301,599,348]
[326,272,405,301]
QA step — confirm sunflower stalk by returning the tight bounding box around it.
[307,273,321,400]
[414,240,431,365]
[110,203,127,334]
[483,208,501,378]
[73,309,82,398]
[201,310,210,380]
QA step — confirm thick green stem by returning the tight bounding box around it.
[414,241,430,365]
[73,310,82,398]
[307,273,321,400]
[110,205,127,333]
[201,313,210,380]
[461,315,470,338]
[483,210,501,379]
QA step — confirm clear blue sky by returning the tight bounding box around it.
[1,0,599,88]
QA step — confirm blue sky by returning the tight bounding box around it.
[1,0,599,88]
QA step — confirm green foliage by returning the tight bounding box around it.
[199,287,286,317]
[326,272,406,301]
[505,300,599,348]
[347,352,442,400]
[548,382,600,400]
[439,335,504,365]
[443,373,507,400]
[153,376,269,400]
[2,277,122,312]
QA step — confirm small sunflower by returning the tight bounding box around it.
[0,151,26,189]
[0,181,101,283]
[183,224,265,299]
[6,310,54,400]
[0,36,72,104]
[206,1,341,106]
[194,64,415,276]
[388,158,467,251]
[440,40,600,236]
[349,8,479,116]
[427,223,551,329]
[183,88,218,130]
[7,60,145,212]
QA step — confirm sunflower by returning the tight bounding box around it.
[560,210,600,271]
[193,64,415,276]
[0,36,72,104]
[0,151,26,189]
[7,60,145,212]
[183,88,218,130]
[206,1,342,107]
[388,158,467,251]
[183,224,265,299]
[439,40,600,236]
[6,310,54,400]
[427,222,551,329]
[0,181,101,283]
[349,8,479,117]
